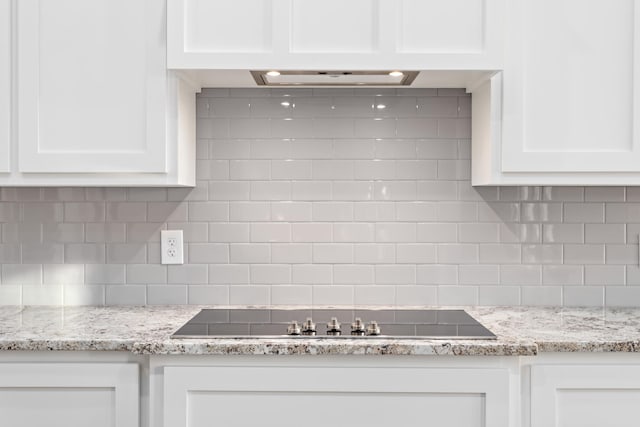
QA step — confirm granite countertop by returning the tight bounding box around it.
[0,305,639,356]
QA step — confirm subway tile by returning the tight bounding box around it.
[354,118,396,138]
[437,244,478,264]
[521,286,562,306]
[22,243,63,264]
[519,187,542,201]
[292,223,332,242]
[106,202,146,222]
[0,244,20,263]
[126,264,167,284]
[65,244,105,264]
[415,140,458,159]
[272,118,316,138]
[23,285,63,305]
[605,244,638,264]
[43,264,84,285]
[542,265,584,285]
[64,202,105,222]
[271,160,312,180]
[564,203,604,223]
[585,224,625,244]
[606,203,640,223]
[542,224,584,244]
[416,223,457,242]
[331,97,375,116]
[313,118,355,138]
[42,223,84,243]
[312,285,353,305]
[457,97,471,118]
[290,139,333,159]
[272,244,312,263]
[147,285,188,305]
[148,202,189,222]
[210,140,250,159]
[197,118,229,139]
[354,285,396,305]
[437,160,470,180]
[416,96,458,117]
[2,264,42,285]
[396,202,437,222]
[374,181,417,201]
[313,244,353,263]
[416,180,456,199]
[354,160,395,180]
[563,244,605,264]
[585,265,625,286]
[313,160,354,180]
[479,244,521,264]
[250,264,291,284]
[333,181,374,201]
[457,264,500,285]
[210,98,251,117]
[168,265,209,284]
[248,180,291,199]
[127,223,164,243]
[585,187,625,202]
[106,243,146,264]
[2,223,41,244]
[375,265,416,284]
[374,140,416,159]
[23,203,63,223]
[292,265,333,284]
[627,187,640,202]
[189,243,229,263]
[188,285,229,305]
[333,223,375,243]
[354,244,396,264]
[208,265,249,284]
[105,285,146,305]
[229,286,270,305]
[290,97,333,117]
[479,203,520,223]
[333,140,375,159]
[85,264,125,284]
[271,285,312,305]
[333,265,374,285]
[272,202,312,222]
[208,181,250,200]
[126,188,167,202]
[251,223,291,242]
[437,202,478,222]
[437,286,477,305]
[85,223,126,243]
[396,118,437,138]
[395,285,437,305]
[312,202,353,221]
[209,223,250,243]
[229,244,270,263]
[229,118,270,138]
[458,223,499,243]
[457,182,499,202]
[541,186,584,202]
[497,187,517,202]
[563,286,604,307]
[606,287,640,307]
[229,160,270,180]
[0,202,20,221]
[167,222,209,243]
[375,223,416,242]
[522,244,563,264]
[500,265,541,285]
[64,285,105,306]
[292,181,333,200]
[521,203,563,223]
[354,202,395,221]
[396,244,436,264]
[250,140,291,159]
[417,265,458,285]
[478,286,520,306]
[229,202,270,221]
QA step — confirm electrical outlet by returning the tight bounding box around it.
[161,230,184,265]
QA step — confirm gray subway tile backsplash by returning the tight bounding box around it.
[2,88,640,306]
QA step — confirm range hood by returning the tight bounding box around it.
[250,70,419,86]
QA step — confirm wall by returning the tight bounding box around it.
[0,87,639,306]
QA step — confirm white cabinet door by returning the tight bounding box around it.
[0,0,10,173]
[168,0,504,70]
[164,366,509,427]
[0,363,139,427]
[531,365,640,427]
[502,0,640,174]
[17,0,167,174]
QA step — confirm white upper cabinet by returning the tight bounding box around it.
[168,0,505,70]
[2,0,196,186]
[0,0,10,173]
[473,0,640,185]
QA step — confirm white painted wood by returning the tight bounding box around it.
[531,364,640,427]
[0,0,10,173]
[0,363,139,427]
[168,0,505,70]
[502,0,640,173]
[164,366,509,427]
[17,0,166,174]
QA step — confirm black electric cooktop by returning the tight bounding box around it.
[171,309,497,340]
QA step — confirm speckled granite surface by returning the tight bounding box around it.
[1,305,640,356]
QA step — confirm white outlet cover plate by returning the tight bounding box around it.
[161,230,184,265]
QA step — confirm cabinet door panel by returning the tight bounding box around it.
[0,363,138,427]
[0,0,9,172]
[17,0,166,173]
[531,365,640,427]
[502,0,640,172]
[165,366,509,427]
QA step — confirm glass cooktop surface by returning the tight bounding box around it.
[171,309,497,340]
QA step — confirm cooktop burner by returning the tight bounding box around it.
[171,309,496,340]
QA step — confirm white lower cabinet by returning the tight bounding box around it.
[162,362,510,427]
[530,364,640,427]
[0,362,139,427]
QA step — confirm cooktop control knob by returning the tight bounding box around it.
[326,317,342,336]
[351,318,366,336]
[287,320,301,336]
[366,320,381,336]
[301,318,316,336]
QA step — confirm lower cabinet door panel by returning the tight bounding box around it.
[531,365,640,427]
[0,363,139,427]
[164,366,509,427]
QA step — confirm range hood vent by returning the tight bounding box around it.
[251,70,418,86]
